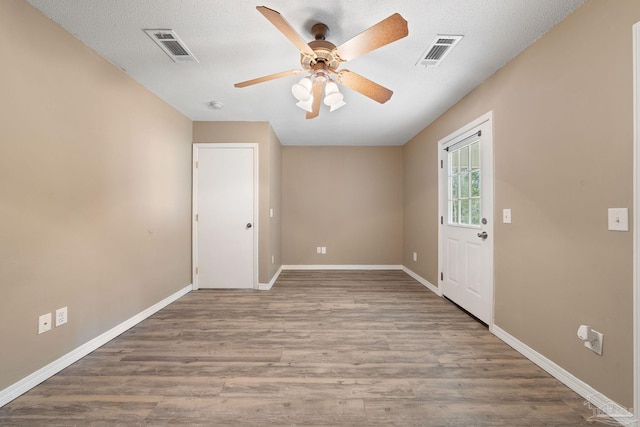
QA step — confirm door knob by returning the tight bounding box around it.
[477,231,488,239]
[246,223,252,228]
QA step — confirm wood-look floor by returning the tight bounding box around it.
[0,270,598,426]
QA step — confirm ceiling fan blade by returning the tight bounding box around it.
[335,70,393,104]
[234,69,303,88]
[256,6,316,58]
[335,13,408,62]
[306,80,324,119]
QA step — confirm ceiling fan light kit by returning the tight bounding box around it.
[296,98,314,113]
[292,77,313,102]
[323,81,345,110]
[329,100,346,112]
[235,6,408,119]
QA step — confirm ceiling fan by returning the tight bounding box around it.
[234,6,409,119]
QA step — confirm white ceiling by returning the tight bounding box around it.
[27,0,585,146]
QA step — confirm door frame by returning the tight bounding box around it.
[633,20,639,426]
[438,111,494,326]
[192,143,259,290]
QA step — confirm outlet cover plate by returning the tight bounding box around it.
[38,313,52,334]
[608,208,628,231]
[56,307,68,327]
[584,329,603,355]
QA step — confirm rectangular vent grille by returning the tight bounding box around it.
[417,35,463,67]
[144,29,198,63]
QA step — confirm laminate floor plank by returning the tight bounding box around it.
[0,270,597,425]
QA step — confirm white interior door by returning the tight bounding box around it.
[193,144,257,289]
[439,113,493,324]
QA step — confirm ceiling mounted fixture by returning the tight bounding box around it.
[416,35,463,67]
[144,29,199,63]
[234,6,409,119]
[209,101,224,110]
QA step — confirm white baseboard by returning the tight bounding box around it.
[282,264,403,270]
[491,325,636,426]
[0,284,193,408]
[401,266,442,296]
[258,265,283,290]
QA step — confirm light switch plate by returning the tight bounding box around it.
[502,209,512,224]
[608,208,628,231]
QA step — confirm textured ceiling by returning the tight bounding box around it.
[27,0,585,146]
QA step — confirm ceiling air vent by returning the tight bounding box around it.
[144,29,199,63]
[416,35,463,67]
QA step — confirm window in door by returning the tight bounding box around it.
[448,140,481,226]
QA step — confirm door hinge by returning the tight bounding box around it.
[195,267,199,275]
[195,214,199,221]
[440,272,443,281]
[440,159,443,168]
[195,161,199,169]
[440,216,443,225]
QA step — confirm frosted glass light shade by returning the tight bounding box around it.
[323,81,344,107]
[296,96,314,112]
[292,77,312,101]
[329,100,346,112]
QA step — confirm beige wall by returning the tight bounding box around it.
[403,0,638,407]
[268,127,283,279]
[192,121,282,284]
[283,146,403,265]
[4,0,637,412]
[0,0,192,391]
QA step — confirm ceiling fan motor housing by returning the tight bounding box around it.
[301,39,341,72]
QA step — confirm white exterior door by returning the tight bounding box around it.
[193,144,257,289]
[439,113,493,324]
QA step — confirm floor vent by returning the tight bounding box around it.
[417,35,463,67]
[144,29,199,63]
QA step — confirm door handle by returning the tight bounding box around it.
[246,223,252,229]
[477,231,488,239]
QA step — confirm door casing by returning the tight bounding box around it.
[632,20,639,425]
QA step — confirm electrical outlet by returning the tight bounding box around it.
[317,246,322,254]
[38,313,52,334]
[584,329,603,355]
[321,247,326,254]
[55,307,68,327]
[271,255,275,264]
[413,252,417,262]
